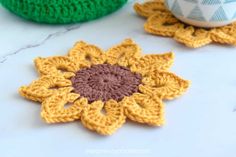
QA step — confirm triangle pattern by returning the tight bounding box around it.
[178,0,196,17]
[200,5,219,21]
[221,3,236,20]
[224,0,236,3]
[184,0,198,3]
[171,0,184,16]
[202,0,221,5]
[187,6,206,21]
[210,6,228,21]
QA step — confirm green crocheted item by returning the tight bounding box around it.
[0,0,127,24]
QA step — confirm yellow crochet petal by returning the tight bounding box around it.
[105,39,141,67]
[131,52,174,75]
[174,27,212,48]
[139,71,190,100]
[34,56,78,78]
[41,93,87,123]
[68,41,106,67]
[210,24,236,45]
[81,100,126,135]
[19,75,73,102]
[134,0,168,18]
[122,93,164,126]
[145,13,184,37]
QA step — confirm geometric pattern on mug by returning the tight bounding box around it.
[170,0,236,21]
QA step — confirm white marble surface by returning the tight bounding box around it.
[0,1,236,157]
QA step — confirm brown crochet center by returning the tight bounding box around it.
[71,64,142,103]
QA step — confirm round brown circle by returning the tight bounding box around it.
[71,64,142,103]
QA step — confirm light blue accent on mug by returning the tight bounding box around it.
[202,0,221,5]
[187,6,206,21]
[224,0,236,4]
[166,0,236,27]
[171,0,184,16]
[232,11,236,18]
[165,0,173,9]
[210,6,228,21]
[184,0,198,3]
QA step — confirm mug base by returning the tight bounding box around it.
[175,15,236,28]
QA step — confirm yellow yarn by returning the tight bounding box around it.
[19,39,190,135]
[134,0,236,48]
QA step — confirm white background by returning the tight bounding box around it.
[0,1,235,157]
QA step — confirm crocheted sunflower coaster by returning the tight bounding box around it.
[19,39,190,135]
[0,0,127,24]
[134,0,236,48]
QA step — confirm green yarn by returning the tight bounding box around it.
[0,0,127,24]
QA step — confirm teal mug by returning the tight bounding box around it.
[165,0,236,27]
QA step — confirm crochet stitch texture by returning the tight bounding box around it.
[19,39,190,135]
[0,0,127,24]
[134,0,236,48]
